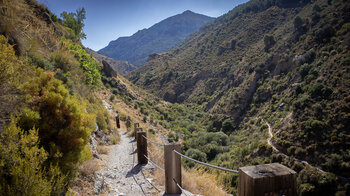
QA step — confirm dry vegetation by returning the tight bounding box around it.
[70,159,102,195]
[97,146,109,154]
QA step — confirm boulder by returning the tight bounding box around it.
[102,60,118,77]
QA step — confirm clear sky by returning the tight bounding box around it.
[38,0,248,51]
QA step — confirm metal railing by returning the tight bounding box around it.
[173,149,238,173]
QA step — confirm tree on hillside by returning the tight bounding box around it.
[60,8,86,40]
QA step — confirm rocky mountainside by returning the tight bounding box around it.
[98,10,214,67]
[128,0,350,194]
[86,48,136,75]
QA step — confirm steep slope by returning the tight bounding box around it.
[99,10,214,67]
[86,48,137,75]
[0,0,121,195]
[128,0,350,194]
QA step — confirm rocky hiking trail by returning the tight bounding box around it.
[98,131,160,195]
[96,100,161,195]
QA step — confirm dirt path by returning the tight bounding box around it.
[265,120,279,152]
[264,120,326,173]
[102,131,158,196]
[99,100,160,196]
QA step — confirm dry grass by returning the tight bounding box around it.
[145,133,226,196]
[78,159,101,181]
[182,168,227,196]
[97,145,109,154]
[148,140,166,188]
[70,159,101,195]
[0,0,65,56]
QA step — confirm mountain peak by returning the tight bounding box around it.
[99,11,214,68]
[182,10,194,14]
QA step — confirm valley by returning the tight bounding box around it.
[0,0,349,195]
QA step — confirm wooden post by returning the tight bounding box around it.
[238,163,296,196]
[135,127,142,140]
[115,115,120,128]
[126,116,131,129]
[164,143,182,194]
[136,131,147,164]
[133,122,139,137]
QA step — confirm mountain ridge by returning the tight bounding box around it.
[99,10,215,67]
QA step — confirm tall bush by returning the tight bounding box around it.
[0,118,65,195]
[264,34,276,51]
[20,70,94,176]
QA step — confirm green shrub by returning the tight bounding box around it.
[0,118,65,195]
[0,35,20,86]
[298,49,316,65]
[315,25,335,42]
[297,168,337,195]
[96,109,108,132]
[167,131,179,143]
[300,63,311,78]
[168,132,175,143]
[308,83,333,99]
[294,16,303,30]
[28,53,54,71]
[50,13,58,23]
[221,118,235,133]
[21,70,94,176]
[50,51,72,72]
[110,94,115,102]
[264,34,276,51]
[63,38,101,87]
[184,148,207,167]
[17,108,40,131]
[301,119,326,137]
[140,106,149,115]
[295,84,304,95]
[293,95,310,110]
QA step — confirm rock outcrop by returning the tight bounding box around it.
[102,60,118,77]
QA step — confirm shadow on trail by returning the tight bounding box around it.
[130,149,137,155]
[126,163,145,178]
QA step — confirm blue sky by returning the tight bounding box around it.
[38,0,248,51]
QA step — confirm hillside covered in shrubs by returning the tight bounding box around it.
[128,0,350,194]
[0,0,117,194]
